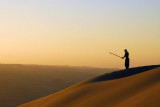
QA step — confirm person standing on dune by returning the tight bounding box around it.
[122,49,130,69]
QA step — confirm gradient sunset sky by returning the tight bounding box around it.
[0,0,160,68]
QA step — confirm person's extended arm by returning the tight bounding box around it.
[122,53,126,59]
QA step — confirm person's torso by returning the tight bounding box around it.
[125,52,129,59]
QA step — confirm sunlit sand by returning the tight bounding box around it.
[19,65,160,107]
[0,64,113,107]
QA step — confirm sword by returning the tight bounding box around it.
[109,52,122,59]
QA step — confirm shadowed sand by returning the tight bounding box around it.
[19,65,160,107]
[0,64,113,107]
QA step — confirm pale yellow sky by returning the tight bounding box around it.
[0,0,160,68]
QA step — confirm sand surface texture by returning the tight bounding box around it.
[0,64,112,107]
[19,65,160,107]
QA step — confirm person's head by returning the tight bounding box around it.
[124,49,128,52]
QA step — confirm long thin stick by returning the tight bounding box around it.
[109,52,122,58]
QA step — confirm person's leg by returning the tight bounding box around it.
[125,58,129,69]
[126,65,129,69]
[125,65,128,69]
[125,60,127,69]
[127,58,130,69]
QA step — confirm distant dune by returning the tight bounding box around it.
[0,64,114,107]
[19,65,160,107]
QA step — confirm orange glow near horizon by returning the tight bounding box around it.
[0,0,159,68]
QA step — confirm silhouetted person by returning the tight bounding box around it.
[122,49,130,69]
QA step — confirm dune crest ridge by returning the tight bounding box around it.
[19,65,160,107]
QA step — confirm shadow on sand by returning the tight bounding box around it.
[90,65,160,83]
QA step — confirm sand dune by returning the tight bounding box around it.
[19,65,160,107]
[0,64,113,107]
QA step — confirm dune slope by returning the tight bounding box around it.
[19,65,160,107]
[0,64,113,107]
